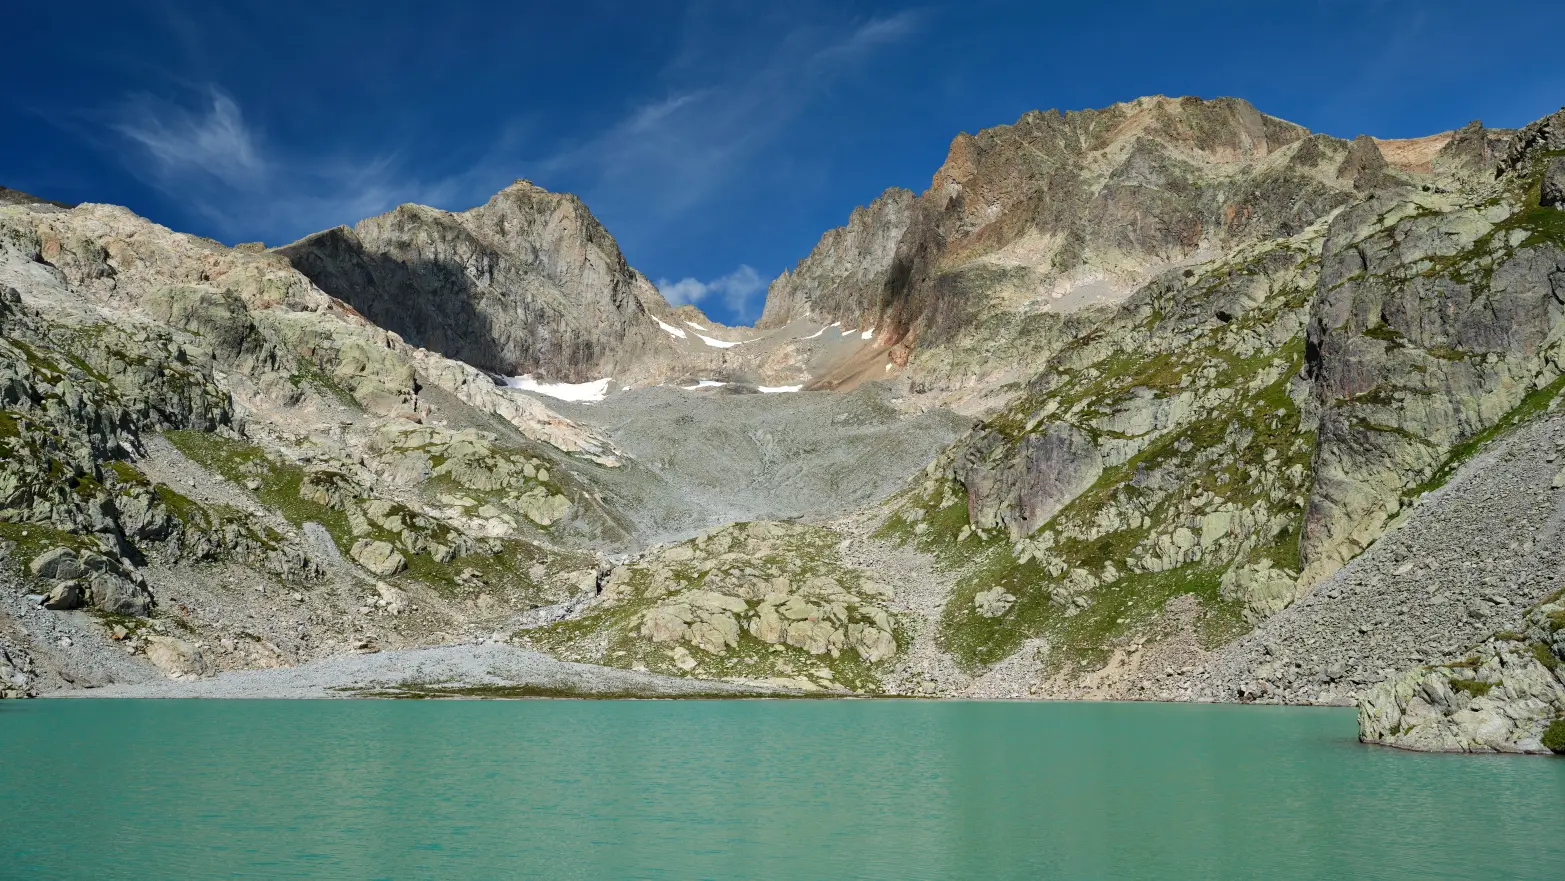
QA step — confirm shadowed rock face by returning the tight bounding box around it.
[1542,158,1565,208]
[276,180,675,382]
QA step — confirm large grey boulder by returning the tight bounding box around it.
[144,635,208,678]
[41,582,84,610]
[89,572,150,616]
[350,539,406,577]
[28,548,84,581]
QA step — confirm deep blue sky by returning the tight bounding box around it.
[5,1,1564,325]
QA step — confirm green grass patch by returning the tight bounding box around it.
[165,429,355,548]
[0,520,100,566]
[938,558,1247,673]
[1530,641,1561,671]
[1542,717,1565,754]
[1448,677,1494,698]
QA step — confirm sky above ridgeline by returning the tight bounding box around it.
[4,1,1564,326]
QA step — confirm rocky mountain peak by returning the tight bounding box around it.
[276,180,679,383]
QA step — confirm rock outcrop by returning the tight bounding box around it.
[524,521,902,692]
[877,107,1565,711]
[1359,594,1565,754]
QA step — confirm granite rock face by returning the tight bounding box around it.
[1541,157,1565,209]
[0,190,625,635]
[883,107,1565,710]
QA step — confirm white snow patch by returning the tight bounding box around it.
[695,332,743,349]
[840,327,856,336]
[681,379,727,390]
[861,327,876,340]
[652,316,687,338]
[685,320,708,331]
[504,375,612,403]
[757,385,803,394]
[798,326,828,340]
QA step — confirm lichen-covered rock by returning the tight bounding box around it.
[973,587,1015,618]
[350,539,406,577]
[1219,562,1301,622]
[956,423,1103,539]
[28,548,84,581]
[532,522,901,689]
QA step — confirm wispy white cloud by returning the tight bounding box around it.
[656,264,765,319]
[539,10,926,228]
[107,85,507,244]
[100,8,924,277]
[114,89,265,188]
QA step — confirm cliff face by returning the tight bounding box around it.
[276,180,677,383]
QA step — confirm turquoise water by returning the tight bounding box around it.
[2,700,1562,880]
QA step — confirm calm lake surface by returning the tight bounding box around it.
[2,699,1562,880]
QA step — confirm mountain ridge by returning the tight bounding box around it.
[2,95,1563,756]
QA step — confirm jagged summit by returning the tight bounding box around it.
[758,95,1508,357]
[276,179,683,383]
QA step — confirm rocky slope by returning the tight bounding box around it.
[0,182,962,697]
[757,188,915,330]
[845,104,1565,748]
[0,192,650,694]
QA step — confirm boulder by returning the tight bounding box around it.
[849,624,897,663]
[350,539,406,577]
[41,582,84,610]
[374,581,409,614]
[144,635,208,677]
[298,468,357,510]
[28,547,84,581]
[973,587,1015,618]
[88,573,150,616]
[748,603,787,644]
[642,603,695,642]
